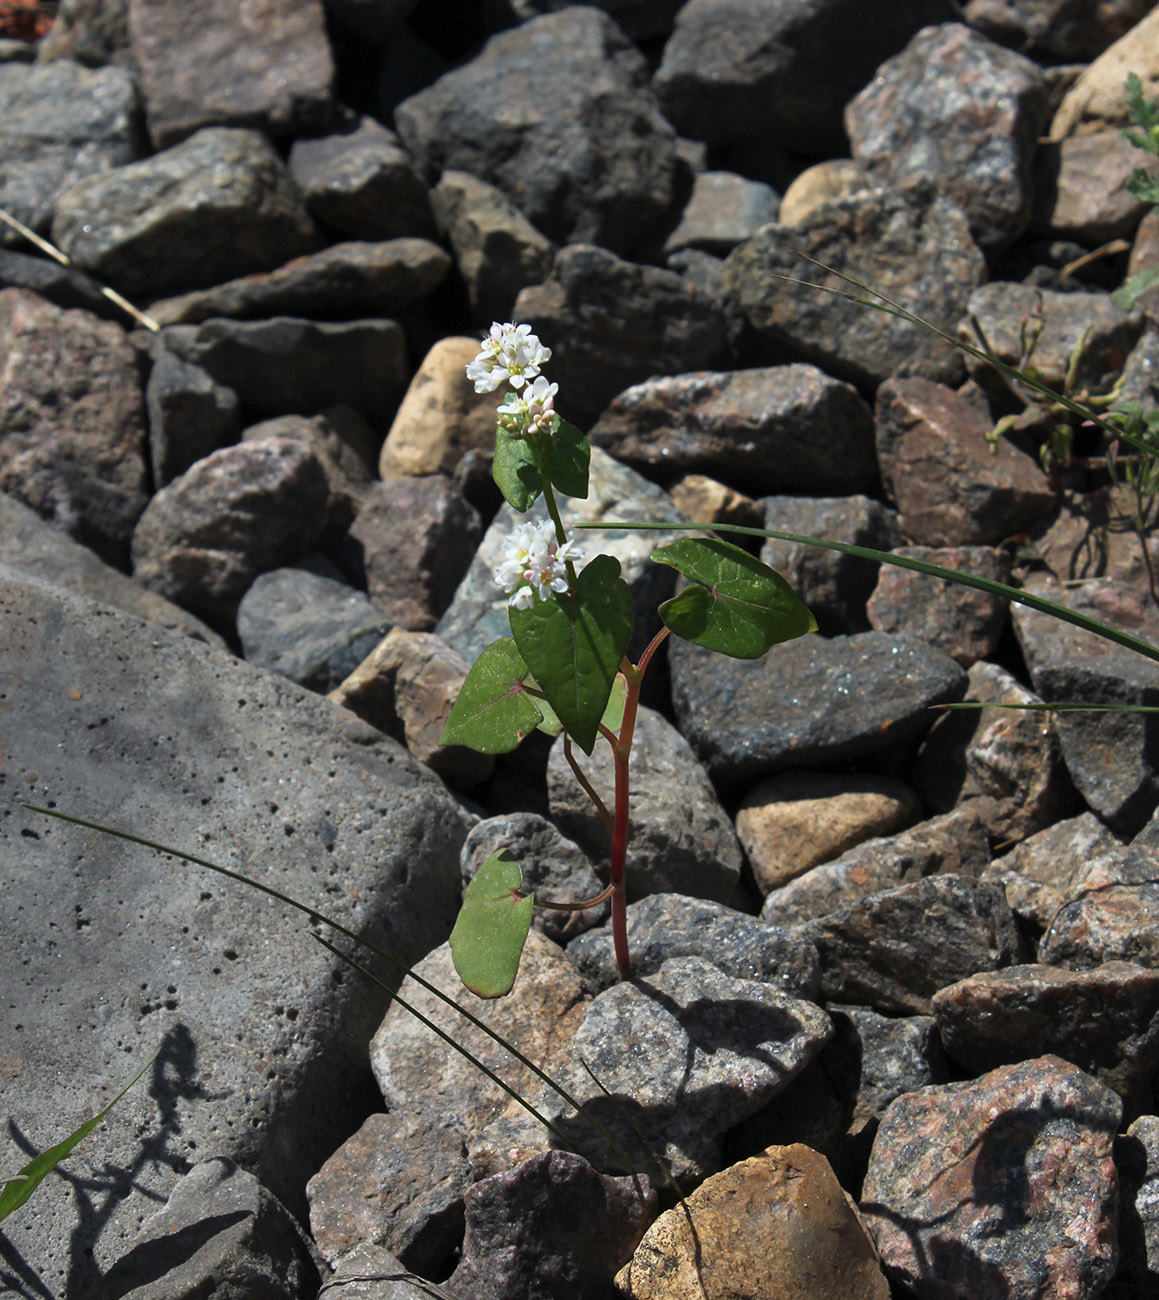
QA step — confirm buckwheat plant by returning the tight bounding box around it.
[439,323,816,998]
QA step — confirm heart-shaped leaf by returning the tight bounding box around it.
[547,419,590,500]
[508,554,633,754]
[493,426,542,511]
[450,850,534,998]
[439,638,543,753]
[652,537,816,658]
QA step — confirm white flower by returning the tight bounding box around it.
[497,374,558,436]
[467,322,551,394]
[494,518,583,608]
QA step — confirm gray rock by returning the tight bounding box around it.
[1032,129,1159,246]
[395,8,678,254]
[547,705,744,904]
[0,59,140,243]
[145,348,241,487]
[1039,843,1159,969]
[724,189,985,389]
[288,115,434,242]
[589,364,877,496]
[1120,1114,1159,1299]
[461,813,610,945]
[759,495,900,635]
[146,239,450,326]
[490,0,685,41]
[662,170,780,257]
[0,247,118,319]
[962,0,1150,60]
[127,0,334,148]
[37,0,132,66]
[0,572,468,1298]
[513,243,731,427]
[98,1158,320,1300]
[652,0,949,155]
[669,630,967,787]
[52,127,317,301]
[130,435,332,633]
[846,23,1047,254]
[237,561,391,694]
[448,1150,656,1300]
[831,1005,948,1134]
[317,1245,458,1300]
[0,288,148,569]
[567,893,822,1000]
[794,873,1026,1015]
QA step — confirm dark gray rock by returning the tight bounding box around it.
[962,0,1150,59]
[831,1005,949,1135]
[1119,1113,1159,1300]
[795,873,1026,1015]
[662,170,780,257]
[669,630,967,787]
[0,572,469,1299]
[395,8,678,255]
[489,0,685,41]
[1039,843,1159,970]
[127,0,334,148]
[724,189,985,389]
[130,435,332,632]
[846,23,1047,254]
[0,247,119,319]
[0,59,140,243]
[318,1245,458,1300]
[98,1158,320,1300]
[448,1150,656,1300]
[652,0,949,155]
[38,0,132,67]
[759,495,900,635]
[145,347,241,487]
[513,243,731,427]
[589,364,877,495]
[52,127,317,301]
[547,705,744,904]
[567,892,822,1000]
[237,561,391,694]
[0,288,148,569]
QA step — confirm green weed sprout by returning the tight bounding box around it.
[438,323,816,996]
[1114,71,1159,309]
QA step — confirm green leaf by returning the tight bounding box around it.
[493,426,542,512]
[450,850,534,998]
[508,554,634,754]
[534,671,624,738]
[1113,265,1159,310]
[439,638,543,754]
[652,537,816,658]
[547,419,590,499]
[0,1047,158,1224]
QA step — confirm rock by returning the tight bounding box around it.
[763,807,993,928]
[513,243,731,428]
[0,59,139,243]
[37,0,132,66]
[343,475,482,632]
[395,8,677,254]
[846,23,1047,254]
[460,812,609,944]
[287,115,435,242]
[934,961,1159,1117]
[778,159,870,226]
[588,364,877,496]
[130,435,332,632]
[964,0,1151,59]
[794,873,1025,1014]
[546,705,744,903]
[448,1150,656,1300]
[567,892,822,999]
[1038,842,1159,968]
[616,1144,889,1300]
[0,288,148,569]
[1032,129,1159,245]
[145,347,240,487]
[652,0,948,155]
[862,1056,1121,1300]
[146,238,450,326]
[320,1244,458,1300]
[724,189,985,389]
[431,170,556,326]
[667,474,762,528]
[237,560,391,694]
[324,0,420,43]
[1119,1114,1159,1297]
[867,545,1012,667]
[0,246,120,319]
[661,170,780,257]
[669,630,967,787]
[127,0,333,148]
[736,771,921,896]
[494,0,685,42]
[52,127,317,301]
[99,1158,320,1300]
[875,377,1056,546]
[0,572,469,1295]
[1049,5,1159,137]
[759,495,900,635]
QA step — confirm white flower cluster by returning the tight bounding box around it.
[467,322,551,394]
[494,519,583,610]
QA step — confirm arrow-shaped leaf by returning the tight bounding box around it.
[652,537,816,658]
[439,638,543,753]
[450,850,534,998]
[547,419,590,500]
[493,426,542,511]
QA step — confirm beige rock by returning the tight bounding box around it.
[378,335,499,478]
[1050,7,1159,138]
[779,160,870,226]
[615,1143,889,1300]
[736,772,920,896]
[668,473,763,528]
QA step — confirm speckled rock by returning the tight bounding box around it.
[965,0,1150,59]
[662,170,780,257]
[862,1056,1121,1300]
[318,1244,458,1300]
[1032,129,1159,245]
[145,346,241,488]
[1119,1112,1159,1297]
[1039,843,1159,969]
[778,159,870,226]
